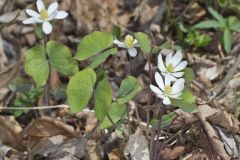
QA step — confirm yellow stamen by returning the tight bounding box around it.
[166,64,174,72]
[40,9,48,20]
[124,34,134,48]
[164,85,172,95]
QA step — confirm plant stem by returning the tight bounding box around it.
[44,36,50,106]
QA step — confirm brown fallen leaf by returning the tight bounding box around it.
[0,116,25,151]
[124,128,149,160]
[207,111,240,133]
[197,105,230,160]
[21,116,75,138]
[161,146,185,160]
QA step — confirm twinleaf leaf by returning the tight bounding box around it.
[100,103,126,129]
[75,31,114,61]
[47,40,78,76]
[194,20,221,29]
[66,68,96,113]
[183,67,195,84]
[94,75,112,121]
[24,46,49,86]
[89,48,117,69]
[134,32,151,54]
[117,76,142,104]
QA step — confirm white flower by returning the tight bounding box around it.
[150,72,185,105]
[23,0,68,34]
[158,51,187,81]
[114,34,138,57]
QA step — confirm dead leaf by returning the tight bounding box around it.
[197,105,230,160]
[207,111,240,133]
[124,128,149,160]
[0,116,25,151]
[21,116,75,138]
[161,146,185,160]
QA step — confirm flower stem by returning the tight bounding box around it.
[44,35,50,106]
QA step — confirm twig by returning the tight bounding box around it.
[0,104,69,110]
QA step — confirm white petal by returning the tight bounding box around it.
[133,39,138,46]
[171,51,182,67]
[42,21,52,34]
[157,94,165,99]
[164,74,172,86]
[114,39,126,48]
[54,11,68,19]
[155,72,164,91]
[26,9,40,18]
[163,97,171,105]
[172,78,185,94]
[128,48,137,57]
[47,2,58,15]
[166,52,173,65]
[169,92,182,99]
[150,85,163,95]
[22,18,36,24]
[157,53,166,72]
[37,0,45,12]
[174,61,187,72]
[172,72,184,77]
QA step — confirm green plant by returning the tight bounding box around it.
[194,7,240,53]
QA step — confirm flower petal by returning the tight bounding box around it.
[172,72,184,77]
[166,52,173,65]
[174,61,187,72]
[113,39,126,48]
[54,11,68,19]
[169,92,182,99]
[47,2,58,15]
[42,21,52,34]
[158,53,166,72]
[26,9,40,18]
[37,0,45,12]
[171,51,182,67]
[164,73,177,83]
[163,96,171,105]
[128,48,137,57]
[155,72,165,91]
[22,17,36,24]
[133,39,138,46]
[150,85,163,95]
[172,78,185,94]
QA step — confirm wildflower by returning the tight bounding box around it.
[150,72,185,105]
[114,34,138,57]
[23,0,68,34]
[158,51,187,81]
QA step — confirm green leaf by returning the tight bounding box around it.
[112,25,121,40]
[75,31,114,61]
[208,7,224,22]
[134,32,151,54]
[66,68,96,113]
[171,99,198,113]
[183,67,195,84]
[179,89,196,104]
[117,76,142,104]
[100,103,126,129]
[47,40,79,76]
[152,41,173,54]
[94,75,112,121]
[229,20,240,33]
[223,28,232,53]
[194,20,221,29]
[150,112,177,128]
[89,48,117,69]
[24,46,49,86]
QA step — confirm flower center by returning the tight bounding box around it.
[40,9,48,20]
[164,85,172,95]
[124,35,134,48]
[166,64,174,72]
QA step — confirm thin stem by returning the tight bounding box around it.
[44,36,50,106]
[0,105,69,110]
